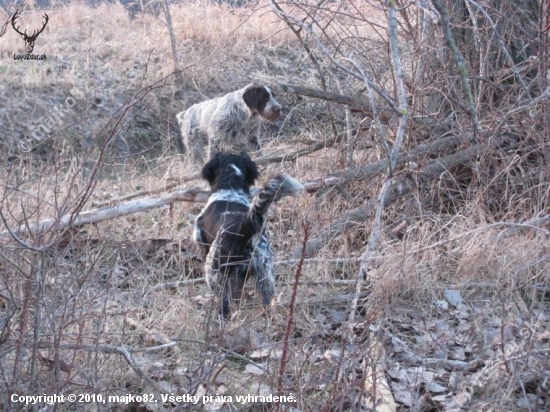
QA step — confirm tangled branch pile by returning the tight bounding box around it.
[270,0,548,228]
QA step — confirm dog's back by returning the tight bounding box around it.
[176,85,281,165]
[194,193,251,259]
[196,173,302,261]
[194,152,302,318]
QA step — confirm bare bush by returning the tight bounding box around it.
[1,0,549,410]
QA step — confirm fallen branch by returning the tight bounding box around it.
[36,341,175,396]
[97,141,330,207]
[1,187,209,237]
[298,133,468,194]
[297,178,413,258]
[273,83,397,124]
[400,354,485,373]
[148,278,204,292]
[281,292,370,307]
[123,317,181,357]
[362,327,397,412]
[0,176,347,238]
[299,135,515,257]
[147,277,358,291]
[256,139,334,165]
[95,173,200,207]
[275,257,380,265]
[0,134,485,239]
[281,279,358,286]
[349,133,470,181]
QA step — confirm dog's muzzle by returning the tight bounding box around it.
[263,105,282,122]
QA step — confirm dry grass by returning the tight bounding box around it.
[1,1,549,411]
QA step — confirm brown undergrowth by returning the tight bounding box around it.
[1,1,549,411]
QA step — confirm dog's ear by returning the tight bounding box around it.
[241,152,259,185]
[242,85,264,112]
[201,153,220,185]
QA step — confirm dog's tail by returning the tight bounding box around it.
[247,174,303,226]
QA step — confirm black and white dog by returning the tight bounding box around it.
[176,84,282,165]
[194,152,302,318]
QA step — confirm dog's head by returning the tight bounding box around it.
[242,84,282,122]
[201,152,260,193]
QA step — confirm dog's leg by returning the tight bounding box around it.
[230,270,247,308]
[248,124,263,157]
[256,273,274,308]
[220,275,232,319]
[185,128,205,165]
[195,131,207,165]
[205,240,228,317]
[209,266,232,319]
[206,134,220,162]
[205,247,219,291]
[252,236,275,309]
[193,217,211,260]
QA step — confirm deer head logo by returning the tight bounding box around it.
[11,10,49,54]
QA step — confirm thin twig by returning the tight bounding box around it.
[466,0,531,98]
[431,0,482,136]
[268,2,398,112]
[36,341,177,393]
[269,0,339,140]
[277,222,308,407]
[148,278,205,292]
[494,86,550,135]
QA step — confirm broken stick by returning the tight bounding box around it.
[273,83,398,124]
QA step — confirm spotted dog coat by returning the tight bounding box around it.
[177,84,282,165]
[193,152,303,318]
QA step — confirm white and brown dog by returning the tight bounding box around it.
[176,84,282,165]
[194,152,302,318]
